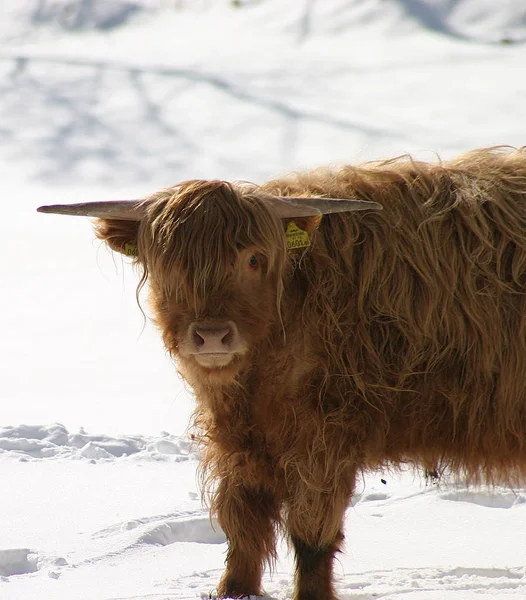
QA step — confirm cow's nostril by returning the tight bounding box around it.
[193,329,206,348]
[221,329,233,347]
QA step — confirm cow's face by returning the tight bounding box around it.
[150,244,283,384]
[118,180,287,385]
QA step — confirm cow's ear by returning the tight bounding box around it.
[94,218,140,258]
[283,215,322,236]
[285,215,323,235]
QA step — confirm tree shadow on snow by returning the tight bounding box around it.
[0,54,412,186]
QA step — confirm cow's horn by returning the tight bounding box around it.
[260,195,382,218]
[37,200,148,221]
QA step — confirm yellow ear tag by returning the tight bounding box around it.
[285,221,310,250]
[124,242,138,257]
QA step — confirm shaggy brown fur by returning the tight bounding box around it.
[95,147,526,600]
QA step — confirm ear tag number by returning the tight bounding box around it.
[286,221,310,250]
[124,242,138,257]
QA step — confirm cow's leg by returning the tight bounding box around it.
[291,530,344,600]
[215,478,279,598]
[286,481,354,600]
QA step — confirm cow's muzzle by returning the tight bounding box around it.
[185,321,246,368]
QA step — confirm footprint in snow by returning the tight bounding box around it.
[439,490,526,509]
[139,515,226,546]
[91,511,226,547]
[0,549,38,577]
[362,492,390,502]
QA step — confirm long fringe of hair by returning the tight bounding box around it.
[137,180,287,309]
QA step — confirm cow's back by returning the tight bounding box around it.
[269,147,526,484]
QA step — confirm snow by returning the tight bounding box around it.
[1,426,525,598]
[2,0,526,598]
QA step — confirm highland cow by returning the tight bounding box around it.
[39,146,526,600]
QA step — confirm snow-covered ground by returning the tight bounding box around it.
[2,426,526,599]
[2,1,526,598]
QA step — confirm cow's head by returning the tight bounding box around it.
[38,180,381,385]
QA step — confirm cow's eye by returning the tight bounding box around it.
[248,255,259,269]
